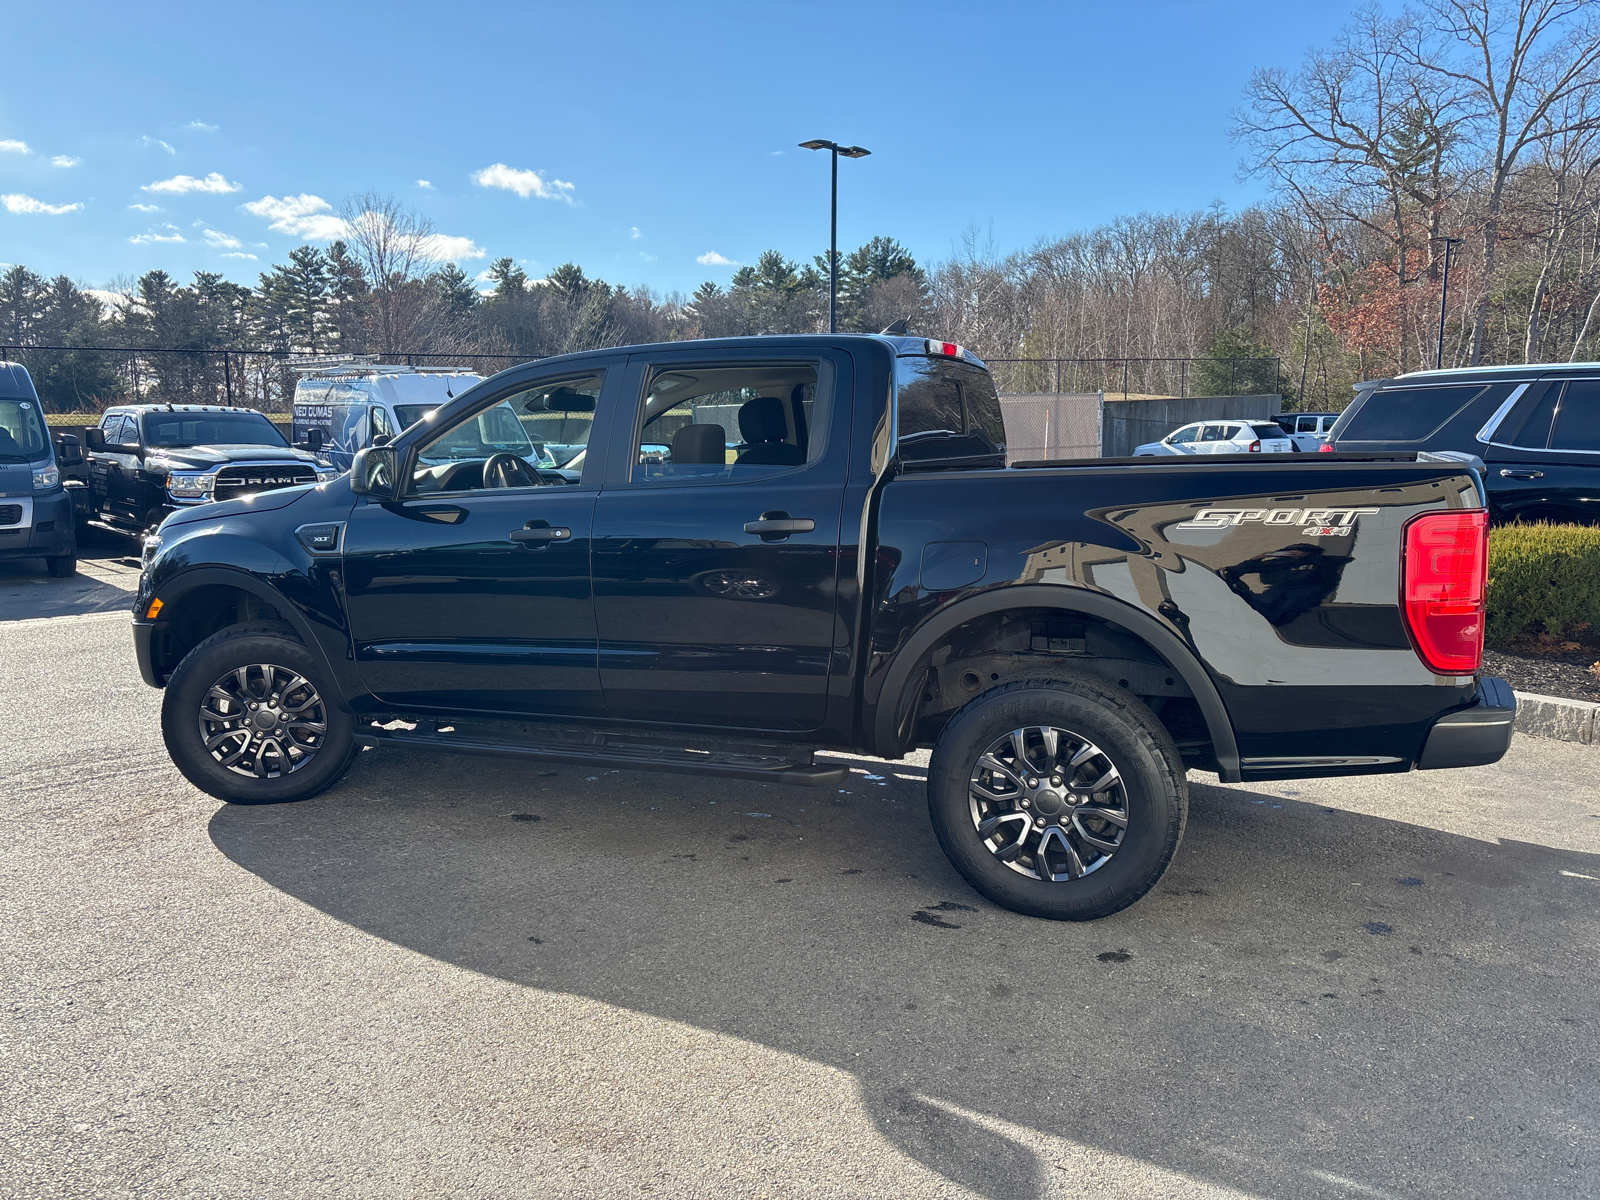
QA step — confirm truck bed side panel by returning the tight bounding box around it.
[866,461,1484,773]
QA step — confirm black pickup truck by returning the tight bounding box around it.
[132,335,1514,920]
[83,403,334,536]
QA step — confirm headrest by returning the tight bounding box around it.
[738,396,788,444]
[671,423,725,465]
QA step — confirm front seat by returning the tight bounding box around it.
[735,397,805,466]
[671,423,726,465]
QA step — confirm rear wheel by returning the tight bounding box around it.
[161,622,356,804]
[927,675,1187,920]
[45,554,77,578]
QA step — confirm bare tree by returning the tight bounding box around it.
[338,192,441,354]
[1405,0,1600,361]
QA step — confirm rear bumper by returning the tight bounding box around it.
[1417,676,1516,770]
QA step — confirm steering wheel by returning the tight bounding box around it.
[482,452,539,489]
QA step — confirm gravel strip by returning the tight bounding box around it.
[1484,648,1600,704]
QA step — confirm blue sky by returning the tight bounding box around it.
[1,0,1363,297]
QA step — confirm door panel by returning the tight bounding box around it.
[343,490,601,715]
[592,479,845,730]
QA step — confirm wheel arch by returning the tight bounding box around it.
[145,566,354,706]
[869,584,1241,781]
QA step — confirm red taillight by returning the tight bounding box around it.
[1318,442,1335,453]
[1248,440,1260,452]
[1401,510,1488,674]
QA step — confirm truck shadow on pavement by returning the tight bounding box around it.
[209,750,1600,1200]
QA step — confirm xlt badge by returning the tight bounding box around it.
[1177,507,1380,536]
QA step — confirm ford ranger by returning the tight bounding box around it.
[131,335,1514,920]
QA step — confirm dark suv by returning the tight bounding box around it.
[84,404,335,535]
[1325,364,1600,524]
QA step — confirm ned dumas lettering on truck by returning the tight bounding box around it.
[1176,508,1381,537]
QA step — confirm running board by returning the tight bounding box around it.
[354,721,849,788]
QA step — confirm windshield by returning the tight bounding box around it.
[142,411,288,449]
[393,404,437,431]
[0,397,49,462]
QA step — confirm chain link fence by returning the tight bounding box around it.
[0,345,530,413]
[984,357,1281,399]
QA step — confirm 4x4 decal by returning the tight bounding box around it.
[1176,507,1380,536]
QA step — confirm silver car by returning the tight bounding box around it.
[1134,420,1295,456]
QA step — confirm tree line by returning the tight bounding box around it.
[3,0,1597,414]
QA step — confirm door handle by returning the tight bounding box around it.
[509,523,572,544]
[743,515,815,536]
[1498,469,1544,480]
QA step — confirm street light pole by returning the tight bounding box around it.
[799,139,871,334]
[1432,236,1464,370]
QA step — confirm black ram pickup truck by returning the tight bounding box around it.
[84,403,335,536]
[132,335,1514,920]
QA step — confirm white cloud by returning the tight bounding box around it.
[221,252,257,260]
[630,226,643,239]
[696,251,737,266]
[130,224,186,244]
[144,172,242,195]
[128,202,162,212]
[50,155,81,168]
[202,228,244,249]
[416,179,434,189]
[0,139,31,155]
[242,193,348,239]
[420,233,486,262]
[141,135,176,154]
[471,162,575,204]
[2,193,82,215]
[638,252,657,262]
[186,120,219,132]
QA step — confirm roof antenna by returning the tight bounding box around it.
[880,318,909,336]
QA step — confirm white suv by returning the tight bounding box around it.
[1134,421,1294,456]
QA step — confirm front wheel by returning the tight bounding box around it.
[161,622,357,804]
[45,554,77,578]
[927,675,1187,920]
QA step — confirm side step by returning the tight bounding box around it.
[353,720,850,788]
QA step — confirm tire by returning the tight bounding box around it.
[45,555,77,578]
[161,621,357,805]
[927,674,1187,920]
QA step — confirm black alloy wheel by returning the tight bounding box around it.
[927,674,1187,920]
[162,622,357,804]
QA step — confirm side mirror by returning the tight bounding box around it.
[349,446,398,500]
[301,428,324,452]
[84,427,106,452]
[55,433,83,466]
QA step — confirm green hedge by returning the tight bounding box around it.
[1486,523,1600,645]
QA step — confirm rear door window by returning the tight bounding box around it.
[895,356,1006,466]
[1550,380,1600,452]
[1339,384,1487,443]
[1495,381,1560,448]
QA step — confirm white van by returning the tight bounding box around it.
[290,363,482,472]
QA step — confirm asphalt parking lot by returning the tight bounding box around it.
[3,548,1598,1199]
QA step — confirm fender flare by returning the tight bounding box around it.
[150,566,358,707]
[870,583,1241,781]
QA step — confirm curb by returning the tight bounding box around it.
[1513,691,1598,745]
